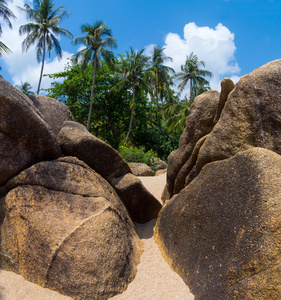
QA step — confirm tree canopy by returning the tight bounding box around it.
[0,3,215,160]
[173,52,213,100]
[72,20,117,130]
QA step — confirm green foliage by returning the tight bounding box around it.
[0,0,15,35]
[114,48,152,142]
[45,61,151,149]
[72,20,117,130]
[15,81,35,95]
[0,0,15,67]
[172,52,213,100]
[44,43,213,162]
[132,125,181,161]
[118,143,157,167]
[164,81,211,134]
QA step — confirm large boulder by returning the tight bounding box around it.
[0,156,142,300]
[29,95,75,137]
[166,59,281,200]
[57,121,162,223]
[196,59,281,176]
[111,173,162,223]
[155,148,281,299]
[57,121,131,182]
[0,78,62,185]
[165,90,220,200]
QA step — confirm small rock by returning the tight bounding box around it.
[128,163,154,176]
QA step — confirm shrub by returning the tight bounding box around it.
[118,144,158,168]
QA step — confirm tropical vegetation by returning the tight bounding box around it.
[172,52,213,100]
[19,0,72,94]
[114,48,151,142]
[0,0,15,64]
[72,20,117,130]
[15,81,35,95]
[1,0,214,161]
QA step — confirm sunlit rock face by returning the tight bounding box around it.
[164,90,220,201]
[157,59,281,299]
[195,59,281,175]
[165,59,281,200]
[156,148,281,300]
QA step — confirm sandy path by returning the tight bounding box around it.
[0,174,194,300]
[111,174,194,299]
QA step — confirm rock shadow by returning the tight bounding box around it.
[134,218,157,239]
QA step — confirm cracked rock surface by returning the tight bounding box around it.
[0,157,142,300]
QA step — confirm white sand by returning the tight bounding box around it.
[0,269,72,300]
[0,173,194,300]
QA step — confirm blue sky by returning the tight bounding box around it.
[1,0,281,94]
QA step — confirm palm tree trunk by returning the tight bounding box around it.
[156,70,161,125]
[125,81,135,143]
[189,78,192,101]
[37,32,46,95]
[87,51,97,131]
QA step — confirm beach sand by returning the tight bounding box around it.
[0,173,194,300]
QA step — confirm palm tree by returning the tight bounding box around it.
[19,0,72,94]
[0,40,10,54]
[72,20,117,131]
[164,97,191,133]
[149,46,174,106]
[0,0,15,35]
[15,81,35,95]
[173,52,213,100]
[165,81,210,133]
[149,45,175,124]
[0,0,15,61]
[114,48,151,142]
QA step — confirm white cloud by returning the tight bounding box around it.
[144,43,157,57]
[160,22,240,94]
[1,0,73,93]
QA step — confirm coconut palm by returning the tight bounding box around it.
[173,52,213,100]
[164,97,190,133]
[72,20,117,131]
[165,81,210,133]
[0,0,15,61]
[0,40,10,54]
[19,0,72,94]
[149,45,174,107]
[0,40,10,69]
[114,48,152,142]
[0,0,15,35]
[15,81,35,95]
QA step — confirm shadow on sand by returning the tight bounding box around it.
[134,218,157,239]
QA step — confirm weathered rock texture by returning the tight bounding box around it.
[0,157,142,299]
[0,77,62,185]
[58,121,161,223]
[58,121,131,182]
[165,90,220,200]
[128,163,154,176]
[213,78,235,123]
[166,59,281,200]
[155,148,281,300]
[112,173,162,223]
[196,59,281,174]
[29,95,75,137]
